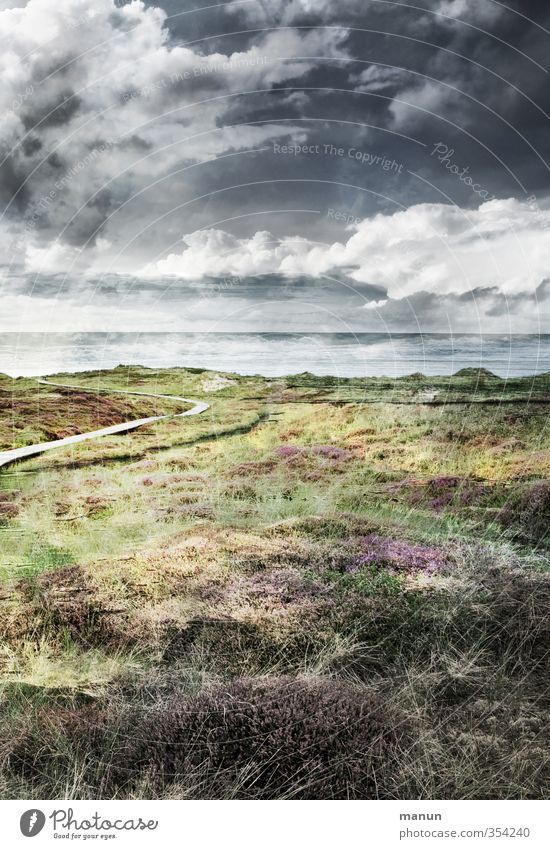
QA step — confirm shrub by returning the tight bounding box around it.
[405,476,492,512]
[311,444,352,462]
[7,677,410,799]
[349,534,449,576]
[226,568,328,608]
[498,481,550,544]
[273,445,304,459]
[0,501,19,519]
[37,566,127,647]
[477,567,550,666]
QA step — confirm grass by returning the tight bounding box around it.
[0,372,187,451]
[0,365,549,799]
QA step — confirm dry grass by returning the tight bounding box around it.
[0,366,549,799]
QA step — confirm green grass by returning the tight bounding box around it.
[0,365,548,799]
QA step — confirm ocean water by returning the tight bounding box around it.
[0,333,548,378]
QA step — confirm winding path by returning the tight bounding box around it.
[0,379,209,470]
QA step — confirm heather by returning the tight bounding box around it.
[0,365,549,799]
[349,534,449,575]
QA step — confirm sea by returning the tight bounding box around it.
[0,333,548,378]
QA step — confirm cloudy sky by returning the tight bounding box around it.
[2,0,550,333]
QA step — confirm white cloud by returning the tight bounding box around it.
[24,239,84,273]
[351,65,411,93]
[144,198,550,302]
[435,0,503,25]
[389,80,450,129]
[0,0,348,266]
[144,228,325,279]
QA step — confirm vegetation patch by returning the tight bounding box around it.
[0,365,549,799]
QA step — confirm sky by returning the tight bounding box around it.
[1,0,550,334]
